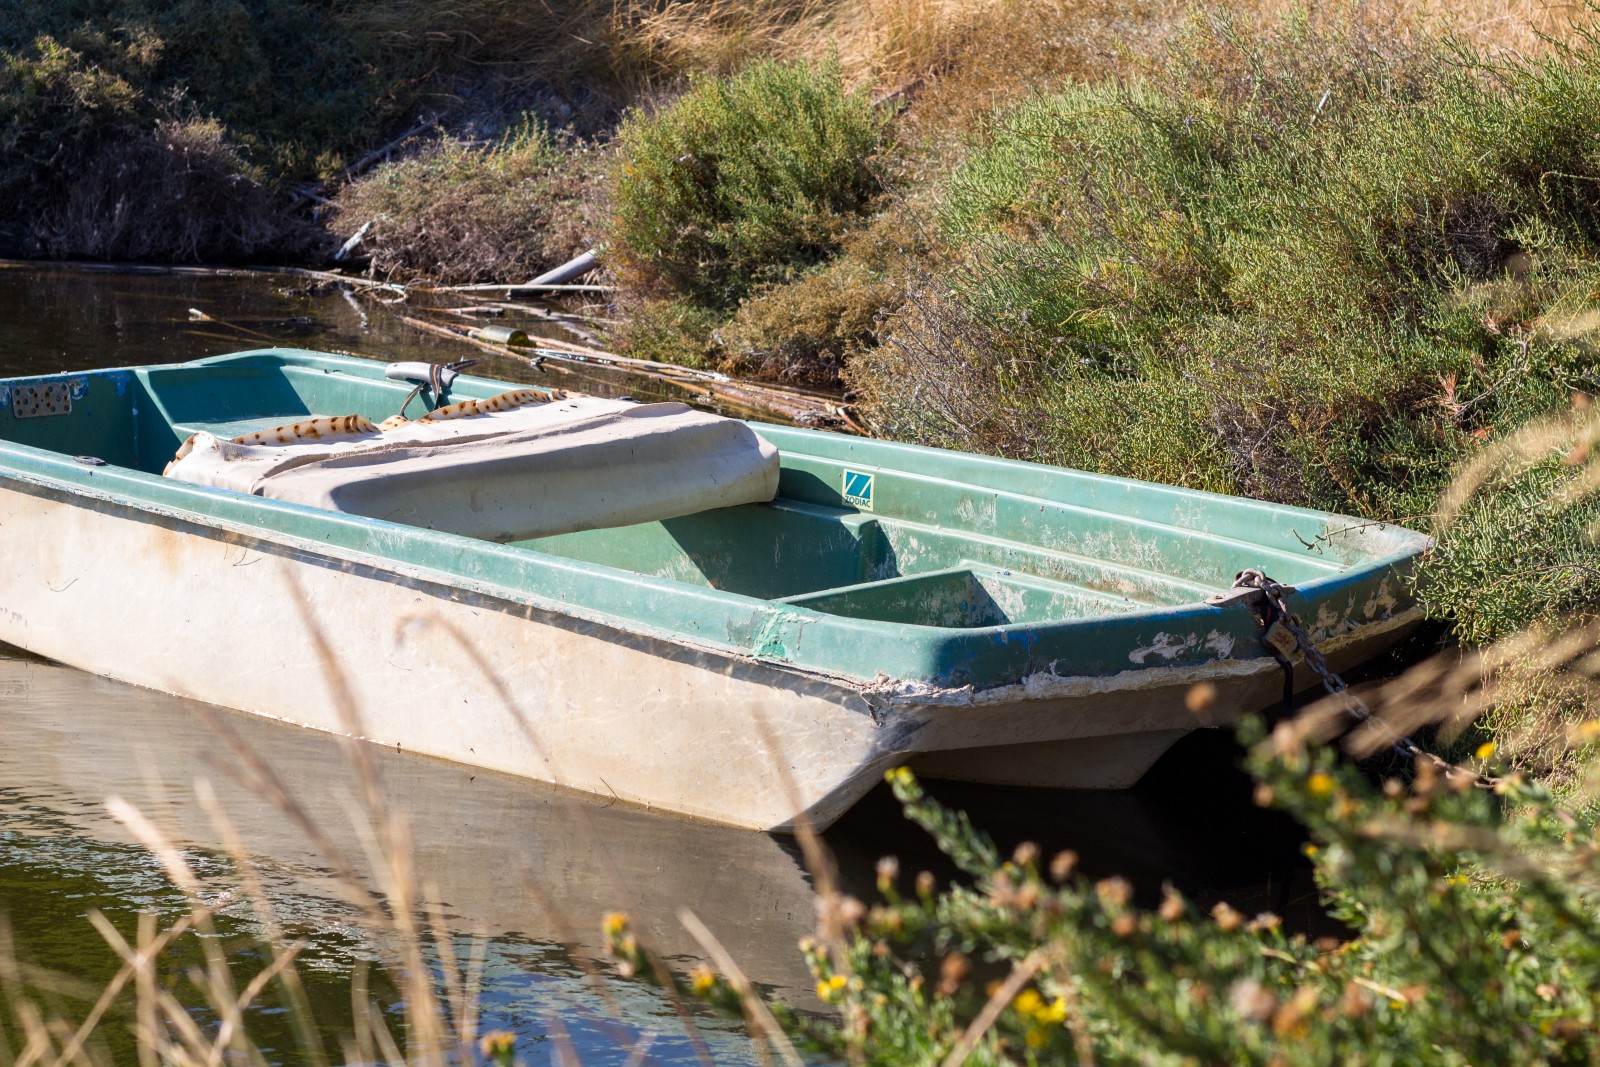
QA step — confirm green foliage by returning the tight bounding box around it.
[619,743,1600,1064]
[607,57,886,310]
[853,12,1600,635]
[0,35,142,199]
[610,297,723,369]
[0,2,413,185]
[333,120,600,284]
[1426,456,1600,644]
[718,254,897,386]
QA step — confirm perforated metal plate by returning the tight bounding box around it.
[11,382,72,419]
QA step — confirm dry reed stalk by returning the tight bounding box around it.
[677,909,805,1067]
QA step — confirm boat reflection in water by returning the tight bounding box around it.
[0,635,1333,1061]
[0,643,822,1063]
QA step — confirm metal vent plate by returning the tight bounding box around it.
[11,382,72,419]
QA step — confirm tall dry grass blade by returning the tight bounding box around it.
[0,918,58,1067]
[349,963,378,1067]
[105,797,203,897]
[285,574,462,1065]
[397,609,717,1064]
[187,705,378,920]
[104,795,264,1065]
[545,1011,582,1067]
[193,780,331,1067]
[7,1000,51,1067]
[1436,408,1592,526]
[362,997,407,1067]
[423,897,477,1047]
[87,909,214,1067]
[130,913,157,1067]
[939,950,1046,1067]
[46,910,199,1067]
[621,1031,658,1067]
[677,909,804,1067]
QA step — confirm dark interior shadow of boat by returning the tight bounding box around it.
[820,728,1346,939]
[0,644,824,1000]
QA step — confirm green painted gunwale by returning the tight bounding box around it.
[0,349,1432,691]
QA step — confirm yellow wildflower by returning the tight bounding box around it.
[602,911,628,937]
[1013,989,1044,1016]
[691,967,716,995]
[816,973,849,1002]
[478,1031,516,1061]
[1307,771,1334,797]
[1475,741,1496,760]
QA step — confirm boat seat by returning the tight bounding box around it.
[163,395,781,542]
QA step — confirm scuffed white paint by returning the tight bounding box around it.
[1128,631,1200,663]
[1362,579,1399,619]
[1203,629,1237,658]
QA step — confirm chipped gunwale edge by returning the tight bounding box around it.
[873,606,1425,709]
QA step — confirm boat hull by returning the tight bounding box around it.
[0,477,1419,830]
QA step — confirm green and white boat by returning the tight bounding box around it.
[0,349,1429,830]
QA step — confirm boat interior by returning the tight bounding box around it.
[0,353,1380,629]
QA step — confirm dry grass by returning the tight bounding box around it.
[332,124,603,285]
[330,0,1600,154]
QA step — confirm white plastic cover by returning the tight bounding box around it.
[164,396,781,542]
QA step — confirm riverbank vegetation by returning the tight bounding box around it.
[10,0,1600,1062]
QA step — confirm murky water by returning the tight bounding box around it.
[0,261,724,409]
[0,264,1332,1064]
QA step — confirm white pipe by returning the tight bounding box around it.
[526,249,598,287]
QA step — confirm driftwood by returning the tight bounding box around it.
[398,313,860,430]
[425,282,616,294]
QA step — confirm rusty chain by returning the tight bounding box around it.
[1215,568,1502,791]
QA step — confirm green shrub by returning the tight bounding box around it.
[0,35,142,202]
[609,296,723,368]
[332,120,601,284]
[607,57,886,310]
[717,254,897,386]
[613,678,1600,1064]
[794,742,1600,1065]
[0,3,416,183]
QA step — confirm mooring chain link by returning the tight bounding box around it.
[1217,568,1502,791]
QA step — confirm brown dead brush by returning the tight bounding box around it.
[36,119,320,264]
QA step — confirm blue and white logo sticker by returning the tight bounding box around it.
[842,468,875,511]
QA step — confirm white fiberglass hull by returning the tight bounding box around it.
[0,481,1419,830]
